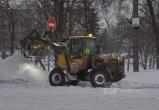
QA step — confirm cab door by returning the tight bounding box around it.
[83,38,96,69]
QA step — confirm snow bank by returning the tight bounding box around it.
[113,69,159,89]
[0,52,49,86]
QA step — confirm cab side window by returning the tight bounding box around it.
[85,39,95,55]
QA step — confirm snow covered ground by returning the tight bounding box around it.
[0,52,159,110]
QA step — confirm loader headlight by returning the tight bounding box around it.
[117,57,124,65]
[118,57,123,61]
[88,33,93,37]
[32,44,41,49]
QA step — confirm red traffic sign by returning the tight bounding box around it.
[48,18,56,31]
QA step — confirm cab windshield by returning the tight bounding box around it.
[70,39,84,58]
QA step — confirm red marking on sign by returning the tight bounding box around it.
[48,18,56,31]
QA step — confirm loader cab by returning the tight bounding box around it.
[69,36,96,59]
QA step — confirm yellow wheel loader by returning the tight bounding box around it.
[20,30,125,87]
[49,35,125,87]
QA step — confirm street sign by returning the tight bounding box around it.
[48,18,56,32]
[132,17,140,28]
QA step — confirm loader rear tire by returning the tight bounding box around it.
[91,70,111,87]
[49,69,65,86]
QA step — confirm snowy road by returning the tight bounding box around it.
[0,83,159,110]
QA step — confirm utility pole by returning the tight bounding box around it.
[132,0,140,72]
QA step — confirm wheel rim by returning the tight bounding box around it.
[52,73,61,84]
[94,73,105,85]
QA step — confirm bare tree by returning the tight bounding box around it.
[146,0,159,69]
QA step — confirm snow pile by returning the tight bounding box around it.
[0,52,49,86]
[18,63,49,86]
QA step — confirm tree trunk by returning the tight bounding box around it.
[11,14,15,55]
[54,0,64,41]
[127,49,130,71]
[7,1,15,55]
[83,1,89,34]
